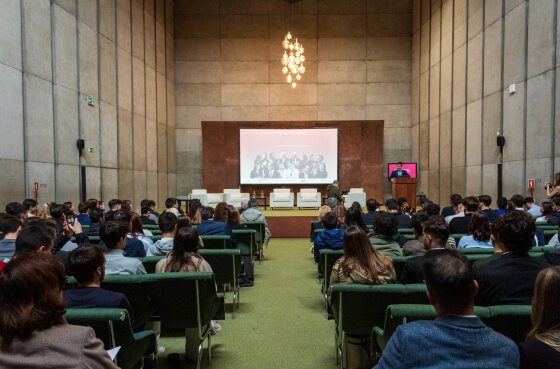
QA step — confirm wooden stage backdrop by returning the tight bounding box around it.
[201,121,384,203]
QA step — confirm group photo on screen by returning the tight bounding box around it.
[251,152,328,179]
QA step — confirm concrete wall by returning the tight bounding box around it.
[413,0,560,205]
[174,0,413,200]
[0,0,175,212]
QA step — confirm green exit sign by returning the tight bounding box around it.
[87,96,94,105]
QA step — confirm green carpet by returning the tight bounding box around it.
[155,238,335,369]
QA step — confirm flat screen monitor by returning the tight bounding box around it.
[239,128,339,185]
[387,163,417,179]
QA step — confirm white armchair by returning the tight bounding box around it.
[189,189,223,207]
[297,189,321,209]
[269,189,294,210]
[344,188,366,208]
[223,189,250,208]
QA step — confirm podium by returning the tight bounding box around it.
[392,178,417,211]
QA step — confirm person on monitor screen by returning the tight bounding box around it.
[250,163,262,179]
[389,162,411,181]
[268,162,280,179]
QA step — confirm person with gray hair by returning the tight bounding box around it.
[327,197,337,210]
[240,198,271,247]
[240,199,249,214]
[327,180,344,204]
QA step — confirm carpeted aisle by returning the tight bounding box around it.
[155,238,334,369]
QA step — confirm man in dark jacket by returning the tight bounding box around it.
[449,196,480,234]
[313,212,344,263]
[85,208,104,237]
[327,180,344,204]
[197,207,238,248]
[385,198,411,229]
[362,198,378,225]
[140,206,156,225]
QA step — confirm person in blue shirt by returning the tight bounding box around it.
[388,162,411,181]
[374,250,519,369]
[75,201,92,226]
[496,196,508,215]
[478,195,500,222]
[100,221,146,275]
[197,206,238,248]
[457,211,493,249]
[313,212,344,263]
[524,197,542,217]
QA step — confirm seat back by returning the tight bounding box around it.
[199,249,242,286]
[320,249,344,291]
[391,256,413,279]
[232,229,255,257]
[300,188,317,197]
[223,189,240,194]
[142,256,165,273]
[458,248,495,254]
[65,308,128,349]
[192,189,207,195]
[242,221,265,245]
[100,274,156,329]
[273,188,291,198]
[485,305,532,343]
[330,284,429,336]
[200,235,231,249]
[349,188,364,193]
[142,272,221,331]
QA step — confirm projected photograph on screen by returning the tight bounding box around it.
[239,128,339,185]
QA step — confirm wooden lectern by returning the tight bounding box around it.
[392,178,417,211]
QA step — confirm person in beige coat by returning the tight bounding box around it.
[0,253,117,369]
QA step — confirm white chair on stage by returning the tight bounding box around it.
[297,188,321,209]
[344,188,367,208]
[269,189,294,210]
[189,189,223,207]
[223,189,250,208]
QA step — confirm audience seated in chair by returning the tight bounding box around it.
[328,226,395,296]
[63,245,135,326]
[374,250,519,369]
[508,194,528,213]
[385,198,411,229]
[539,225,560,264]
[524,197,542,217]
[0,253,118,368]
[100,221,146,275]
[0,215,22,258]
[401,217,450,284]
[473,211,548,306]
[75,201,91,226]
[313,205,333,231]
[457,211,493,249]
[146,212,178,256]
[140,205,156,226]
[333,203,347,224]
[107,211,146,258]
[197,207,238,248]
[129,212,154,251]
[239,198,271,247]
[478,194,500,222]
[50,203,89,253]
[6,202,28,220]
[104,199,122,221]
[547,199,560,226]
[536,202,554,223]
[449,196,480,234]
[226,205,254,287]
[165,197,184,216]
[402,212,430,256]
[440,194,461,218]
[518,266,560,369]
[444,196,464,224]
[424,204,456,249]
[369,211,402,257]
[362,198,379,226]
[342,206,370,235]
[84,208,104,237]
[23,199,38,218]
[496,196,508,215]
[313,212,344,263]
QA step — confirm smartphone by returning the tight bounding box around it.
[67,216,75,227]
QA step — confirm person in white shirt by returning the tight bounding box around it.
[101,221,146,275]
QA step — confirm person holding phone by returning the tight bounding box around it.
[545,172,560,203]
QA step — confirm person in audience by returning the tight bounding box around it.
[313,212,344,263]
[148,200,158,217]
[147,211,178,256]
[441,194,462,218]
[544,172,560,202]
[546,223,560,247]
[350,201,361,209]
[176,214,191,231]
[457,211,493,249]
[239,199,248,214]
[417,198,432,214]
[121,199,132,212]
[471,222,503,273]
[444,196,464,223]
[538,225,560,265]
[226,205,244,230]
[546,199,560,226]
[313,205,332,231]
[22,199,38,217]
[496,196,508,215]
[374,250,519,369]
[24,218,70,270]
[239,198,271,247]
[402,212,430,256]
[50,203,88,253]
[100,221,146,275]
[524,197,542,217]
[0,215,22,258]
[424,204,456,249]
[104,199,122,221]
[40,203,52,219]
[191,208,203,225]
[84,208,104,237]
[129,212,153,251]
[213,202,228,222]
[107,211,145,257]
[478,194,500,222]
[98,200,105,210]
[154,227,220,361]
[6,202,28,219]
[362,198,379,225]
[507,194,527,212]
[474,211,548,306]
[198,207,238,248]
[86,198,98,210]
[328,226,395,294]
[369,211,402,257]
[165,197,184,215]
[333,203,347,224]
[518,266,560,368]
[449,196,480,234]
[140,205,156,225]
[397,197,407,211]
[0,224,56,272]
[75,201,91,226]
[327,197,337,210]
[63,245,134,325]
[327,180,344,204]
[385,198,411,228]
[226,205,254,287]
[401,202,412,216]
[536,202,554,222]
[342,206,369,234]
[401,217,450,284]
[0,253,118,368]
[63,201,75,216]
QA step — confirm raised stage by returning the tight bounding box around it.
[262,209,317,239]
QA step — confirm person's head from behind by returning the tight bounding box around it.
[318,205,331,221]
[108,199,122,211]
[524,197,535,208]
[327,197,337,210]
[200,206,215,221]
[527,266,560,340]
[478,195,492,209]
[422,217,450,250]
[22,199,38,214]
[385,199,398,213]
[177,215,192,231]
[89,208,104,224]
[247,198,259,209]
[129,212,145,236]
[449,193,462,206]
[226,205,242,225]
[0,215,23,237]
[78,201,90,215]
[468,211,491,242]
[424,202,440,216]
[165,197,178,209]
[373,211,398,237]
[397,197,407,209]
[344,206,369,233]
[509,194,525,210]
[451,196,464,214]
[351,201,361,209]
[99,221,129,249]
[120,200,131,212]
[333,203,346,223]
[110,210,132,225]
[401,202,412,213]
[214,202,228,222]
[422,250,477,314]
[141,206,151,217]
[410,212,429,237]
[6,202,27,219]
[491,210,535,252]
[497,196,508,210]
[0,253,66,342]
[15,225,54,256]
[87,198,98,210]
[158,211,178,235]
[25,218,57,245]
[462,196,481,214]
[366,198,379,212]
[166,227,201,272]
[322,212,339,231]
[63,201,74,212]
[67,245,106,285]
[240,199,249,210]
[188,199,202,218]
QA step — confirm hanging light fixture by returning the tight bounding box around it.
[281,0,305,88]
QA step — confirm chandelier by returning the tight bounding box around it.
[281,32,305,88]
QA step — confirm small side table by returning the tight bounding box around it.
[254,197,268,210]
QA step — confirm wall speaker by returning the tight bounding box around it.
[76,139,85,150]
[497,136,505,147]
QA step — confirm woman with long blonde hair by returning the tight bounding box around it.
[333,203,347,224]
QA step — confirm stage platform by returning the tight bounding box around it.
[262,209,318,239]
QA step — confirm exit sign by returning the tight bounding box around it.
[87,96,94,105]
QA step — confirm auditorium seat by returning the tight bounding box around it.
[223,189,250,208]
[297,188,321,209]
[270,189,294,210]
[200,235,231,249]
[344,188,366,208]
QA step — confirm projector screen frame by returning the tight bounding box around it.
[238,127,340,186]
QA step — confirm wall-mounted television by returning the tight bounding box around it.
[387,162,417,180]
